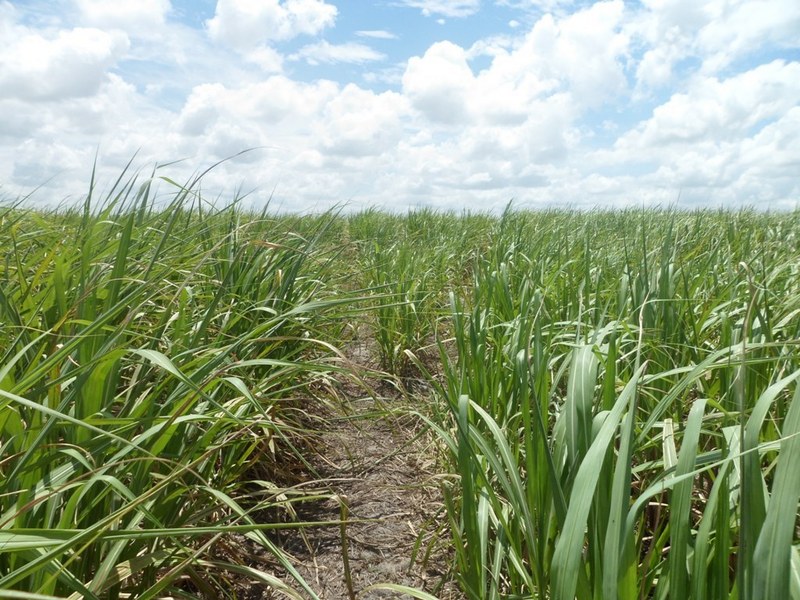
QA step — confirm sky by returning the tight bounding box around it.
[1,0,799,212]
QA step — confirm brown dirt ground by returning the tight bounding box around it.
[275,397,460,599]
[227,336,462,599]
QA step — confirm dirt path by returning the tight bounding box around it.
[275,389,458,599]
[222,331,461,599]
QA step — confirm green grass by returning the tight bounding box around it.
[0,172,347,598]
[2,170,799,599]
[417,209,800,600]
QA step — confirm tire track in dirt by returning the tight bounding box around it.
[283,395,456,598]
[265,334,462,599]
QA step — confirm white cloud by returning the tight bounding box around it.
[356,30,397,40]
[1,0,797,212]
[206,0,337,49]
[172,77,409,164]
[697,0,800,72]
[496,0,577,14]
[0,73,172,195]
[634,33,684,90]
[525,1,629,104]
[399,0,481,18]
[404,1,627,126]
[75,0,171,35]
[465,34,515,59]
[362,65,406,86]
[244,45,284,72]
[176,76,339,138]
[315,84,408,156]
[290,41,386,65]
[618,61,800,150]
[0,25,129,101]
[403,41,474,124]
[591,60,800,207]
[741,106,800,168]
[631,0,800,91]
[160,77,414,207]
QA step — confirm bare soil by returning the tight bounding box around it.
[230,335,461,599]
[274,394,459,599]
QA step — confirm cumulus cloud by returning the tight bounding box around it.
[244,45,285,72]
[175,76,339,140]
[634,34,684,90]
[517,1,628,105]
[618,61,800,150]
[593,60,800,206]
[403,41,474,124]
[315,84,408,156]
[171,76,409,170]
[737,106,800,199]
[0,73,172,196]
[0,0,633,209]
[206,0,337,49]
[631,0,800,91]
[0,25,129,101]
[0,0,797,212]
[697,0,800,72]
[290,41,386,65]
[404,1,627,126]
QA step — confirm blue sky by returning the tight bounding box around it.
[1,0,799,211]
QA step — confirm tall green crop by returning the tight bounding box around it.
[0,171,345,598]
[420,209,800,600]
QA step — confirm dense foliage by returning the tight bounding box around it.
[1,173,799,599]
